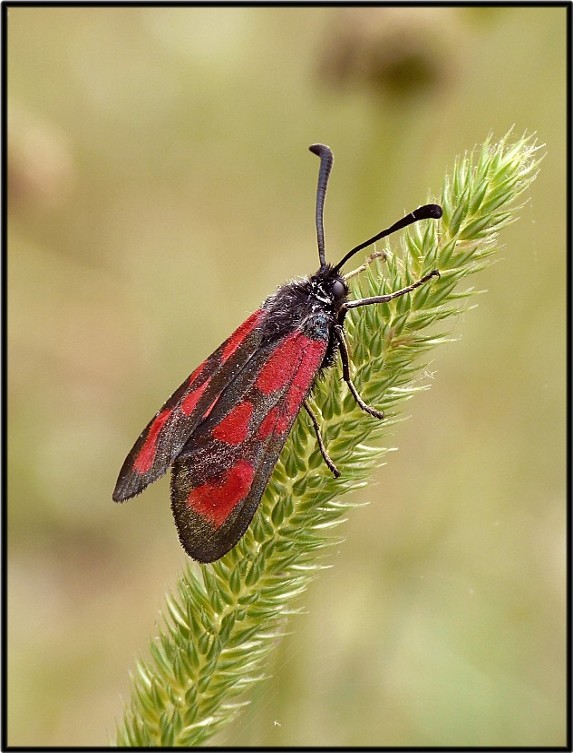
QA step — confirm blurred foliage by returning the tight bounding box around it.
[7,6,566,748]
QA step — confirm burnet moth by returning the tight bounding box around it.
[113,144,442,563]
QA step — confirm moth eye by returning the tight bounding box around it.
[332,280,346,300]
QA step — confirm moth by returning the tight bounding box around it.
[113,144,441,562]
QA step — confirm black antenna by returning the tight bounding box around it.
[333,203,443,273]
[309,144,333,267]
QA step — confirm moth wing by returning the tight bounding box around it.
[170,329,328,562]
[113,310,266,501]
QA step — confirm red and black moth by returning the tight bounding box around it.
[113,145,442,563]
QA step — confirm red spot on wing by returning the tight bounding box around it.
[187,461,255,528]
[283,339,325,418]
[212,402,253,445]
[204,397,218,419]
[221,310,263,362]
[133,408,172,473]
[294,339,325,388]
[257,406,289,439]
[187,362,205,385]
[257,337,326,440]
[255,332,305,395]
[180,378,211,416]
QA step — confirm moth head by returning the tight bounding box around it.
[310,266,349,311]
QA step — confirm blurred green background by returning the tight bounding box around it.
[7,6,566,747]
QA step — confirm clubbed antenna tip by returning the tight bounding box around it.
[309,144,334,267]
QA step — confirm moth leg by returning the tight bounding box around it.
[342,270,439,310]
[343,250,386,281]
[334,325,385,420]
[303,401,340,478]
